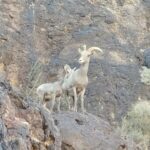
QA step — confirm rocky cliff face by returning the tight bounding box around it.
[0,0,150,123]
[0,79,136,150]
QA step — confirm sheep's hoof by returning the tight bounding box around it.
[57,109,60,113]
[70,107,74,111]
[72,107,77,112]
[75,108,77,112]
[82,109,86,114]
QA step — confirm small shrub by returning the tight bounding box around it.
[119,101,150,150]
[140,66,150,85]
[23,60,43,99]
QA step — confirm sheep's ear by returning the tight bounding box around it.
[64,64,69,71]
[64,64,72,74]
[66,68,72,74]
[82,44,87,51]
[78,48,82,54]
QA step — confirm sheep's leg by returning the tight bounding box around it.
[80,88,86,113]
[66,95,71,111]
[67,98,70,110]
[65,90,71,111]
[50,93,56,113]
[73,87,77,112]
[57,97,61,112]
[70,95,75,111]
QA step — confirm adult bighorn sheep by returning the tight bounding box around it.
[36,64,75,112]
[62,45,103,112]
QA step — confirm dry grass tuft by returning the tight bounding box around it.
[119,101,150,150]
[140,66,150,85]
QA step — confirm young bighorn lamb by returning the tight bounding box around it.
[36,64,75,112]
[62,45,103,112]
[36,81,62,112]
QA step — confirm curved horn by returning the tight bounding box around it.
[78,48,82,54]
[87,47,103,53]
[82,44,87,51]
[64,64,72,73]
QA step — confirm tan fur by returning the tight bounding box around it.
[62,45,103,112]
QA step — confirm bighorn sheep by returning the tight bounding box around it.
[62,45,103,112]
[36,64,75,112]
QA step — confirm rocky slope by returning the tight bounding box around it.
[0,79,136,150]
[0,0,150,135]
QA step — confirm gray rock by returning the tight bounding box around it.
[143,48,150,68]
[0,0,150,127]
[0,79,136,150]
[53,112,133,150]
[0,119,7,141]
[104,11,116,24]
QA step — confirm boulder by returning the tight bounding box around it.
[143,48,150,68]
[53,112,132,150]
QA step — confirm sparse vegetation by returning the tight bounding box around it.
[23,60,43,99]
[119,101,150,150]
[140,66,150,85]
